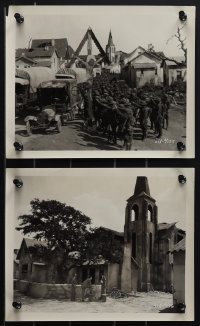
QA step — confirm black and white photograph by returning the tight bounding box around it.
[6,168,194,321]
[6,6,195,158]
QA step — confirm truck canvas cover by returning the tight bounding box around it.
[16,67,55,93]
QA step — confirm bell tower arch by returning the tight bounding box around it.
[121,177,158,292]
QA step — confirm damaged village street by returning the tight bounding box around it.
[15,290,173,313]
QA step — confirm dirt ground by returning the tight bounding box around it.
[15,104,186,151]
[14,290,173,313]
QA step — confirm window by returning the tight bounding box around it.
[177,70,182,77]
[132,233,137,259]
[155,68,158,75]
[22,264,28,273]
[89,267,95,284]
[149,233,152,264]
[177,70,182,81]
[141,69,144,75]
[132,204,139,221]
[148,205,153,222]
[177,233,183,243]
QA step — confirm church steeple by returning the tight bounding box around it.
[108,30,114,46]
[106,29,115,63]
[121,176,158,293]
[134,176,150,197]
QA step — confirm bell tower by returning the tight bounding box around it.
[106,30,115,63]
[121,177,158,292]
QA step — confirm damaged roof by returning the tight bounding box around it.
[158,222,177,231]
[171,238,186,253]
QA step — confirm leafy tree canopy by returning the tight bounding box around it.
[16,199,123,282]
[16,199,91,257]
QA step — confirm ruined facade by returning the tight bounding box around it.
[121,176,185,293]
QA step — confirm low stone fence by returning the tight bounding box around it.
[16,280,103,301]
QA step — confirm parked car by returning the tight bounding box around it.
[24,105,62,136]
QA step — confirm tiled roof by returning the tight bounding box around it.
[146,51,165,60]
[31,38,74,59]
[16,47,56,59]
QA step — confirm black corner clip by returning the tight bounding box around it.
[179,11,187,22]
[14,141,23,151]
[178,175,187,184]
[177,142,186,152]
[14,13,24,24]
[13,179,23,188]
[177,302,186,313]
[12,301,22,309]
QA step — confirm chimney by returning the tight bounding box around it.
[148,44,153,52]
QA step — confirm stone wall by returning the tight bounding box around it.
[17,280,102,301]
[173,251,185,305]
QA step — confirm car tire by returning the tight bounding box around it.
[26,121,33,136]
[56,119,62,133]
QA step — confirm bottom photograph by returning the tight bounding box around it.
[5,168,194,321]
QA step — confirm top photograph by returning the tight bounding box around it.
[6,6,195,158]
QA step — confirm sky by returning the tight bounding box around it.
[14,172,186,249]
[15,7,187,58]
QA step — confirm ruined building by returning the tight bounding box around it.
[15,176,185,294]
[121,176,185,292]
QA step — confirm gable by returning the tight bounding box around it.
[16,56,36,64]
[17,239,31,260]
[130,52,160,65]
[124,46,146,64]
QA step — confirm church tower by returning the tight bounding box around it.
[106,30,115,63]
[121,177,158,292]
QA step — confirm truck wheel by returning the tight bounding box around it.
[56,119,62,133]
[26,121,33,136]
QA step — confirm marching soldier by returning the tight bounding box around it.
[139,100,151,141]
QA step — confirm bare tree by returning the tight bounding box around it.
[166,23,187,64]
